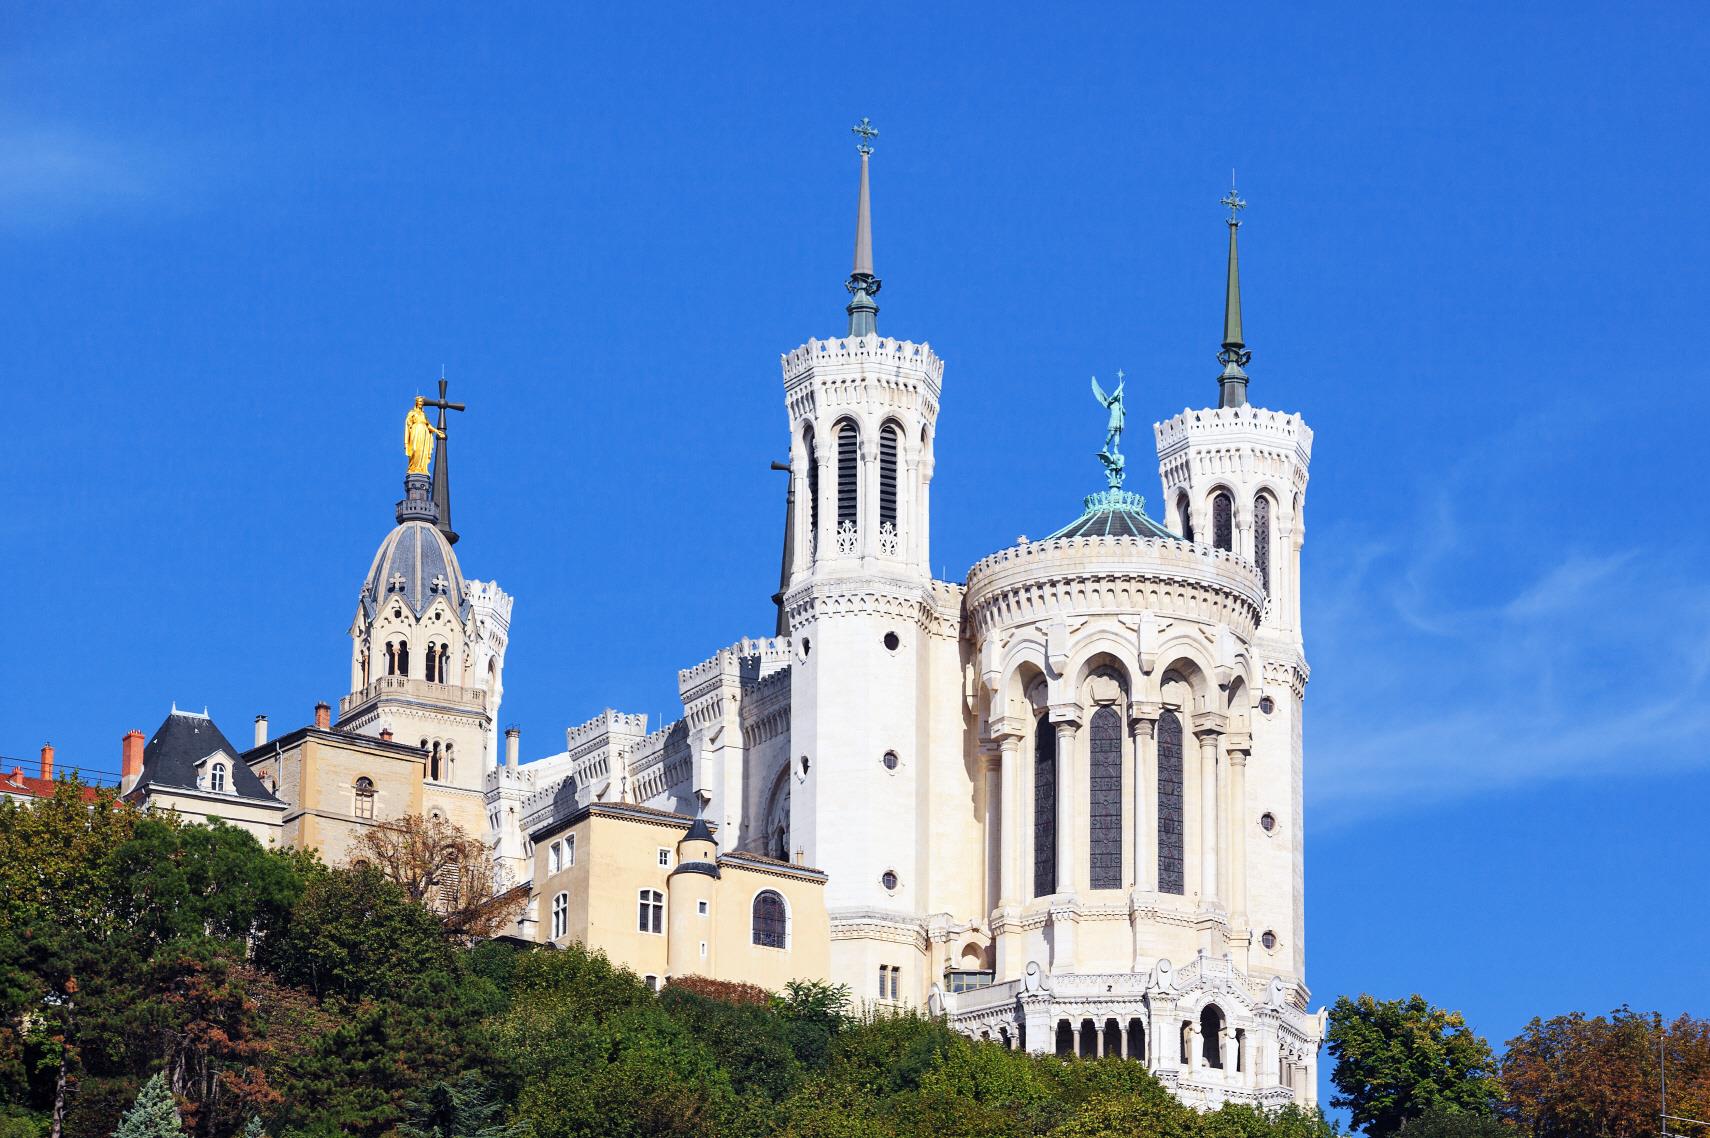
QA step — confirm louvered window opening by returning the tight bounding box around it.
[837,424,859,526]
[1157,710,1185,894]
[1212,492,1234,552]
[1179,497,1195,542]
[1033,714,1056,897]
[1254,494,1271,592]
[878,424,899,526]
[752,890,787,948]
[1088,706,1123,889]
[805,434,819,549]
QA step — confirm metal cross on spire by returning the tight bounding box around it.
[852,117,879,155]
[1221,170,1246,227]
[424,375,466,545]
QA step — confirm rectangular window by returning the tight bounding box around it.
[567,833,576,867]
[699,941,707,958]
[638,889,664,934]
[549,841,562,874]
[697,900,709,916]
[890,965,900,1002]
[878,965,888,998]
[657,848,671,867]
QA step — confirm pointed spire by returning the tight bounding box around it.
[1217,173,1253,408]
[845,117,882,337]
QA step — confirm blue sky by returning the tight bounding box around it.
[4,2,1706,1109]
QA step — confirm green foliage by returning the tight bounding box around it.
[1395,1107,1509,1137]
[113,1074,183,1138]
[239,1118,267,1138]
[0,1106,49,1138]
[400,1072,530,1138]
[1327,994,1502,1138]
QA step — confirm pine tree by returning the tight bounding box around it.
[239,1117,268,1138]
[113,1075,183,1138]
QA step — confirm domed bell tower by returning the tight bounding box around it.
[342,390,512,803]
[781,120,944,999]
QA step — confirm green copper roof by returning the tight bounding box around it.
[1046,489,1180,541]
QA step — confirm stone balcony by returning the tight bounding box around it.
[339,675,487,718]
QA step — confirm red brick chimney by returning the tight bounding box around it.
[120,730,145,794]
[314,702,331,730]
[379,727,395,742]
[39,743,54,781]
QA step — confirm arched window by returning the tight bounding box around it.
[1200,1004,1226,1069]
[1088,705,1122,889]
[878,421,900,555]
[1254,493,1271,593]
[1033,713,1056,898]
[209,762,227,793]
[1055,1020,1074,1057]
[354,776,375,819]
[1103,1018,1122,1057]
[835,419,859,552]
[1157,709,1185,894]
[424,641,438,683]
[551,891,569,939]
[1127,1018,1147,1062]
[752,889,787,948]
[430,741,441,781]
[397,641,411,678]
[1178,494,1194,541]
[443,743,454,782]
[386,641,398,676]
[1212,491,1234,551]
[439,644,451,684]
[637,889,664,934]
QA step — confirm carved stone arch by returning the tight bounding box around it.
[1225,673,1253,723]
[1068,637,1137,698]
[762,764,791,862]
[1154,646,1217,711]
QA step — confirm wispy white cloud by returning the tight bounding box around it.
[1306,412,1710,825]
[0,121,164,228]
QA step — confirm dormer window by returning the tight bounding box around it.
[209,762,227,793]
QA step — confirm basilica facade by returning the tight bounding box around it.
[252,132,1322,1110]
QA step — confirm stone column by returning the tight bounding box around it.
[860,439,880,562]
[981,748,1002,913]
[998,734,1022,905]
[919,451,934,577]
[815,443,834,560]
[899,452,918,564]
[1053,718,1079,896]
[1130,701,1160,891]
[1193,719,1224,905]
[1227,740,1251,927]
[790,435,811,579]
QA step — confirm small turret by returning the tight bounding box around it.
[668,817,720,978]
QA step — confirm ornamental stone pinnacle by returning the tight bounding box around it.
[846,117,881,336]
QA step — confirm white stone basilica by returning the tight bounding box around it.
[478,136,1323,1108]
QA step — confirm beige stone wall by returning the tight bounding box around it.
[141,789,283,847]
[247,730,436,866]
[531,807,829,992]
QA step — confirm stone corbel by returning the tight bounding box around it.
[1137,611,1158,675]
[1047,701,1082,728]
[989,715,1026,743]
[1191,710,1229,739]
[1223,731,1252,758]
[1129,699,1162,737]
[1214,626,1238,691]
[1047,618,1069,678]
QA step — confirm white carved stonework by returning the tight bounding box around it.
[836,519,859,556]
[878,520,899,557]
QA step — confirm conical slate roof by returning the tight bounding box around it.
[359,520,469,621]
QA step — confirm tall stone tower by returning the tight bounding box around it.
[780,121,946,996]
[1153,187,1312,973]
[341,416,512,820]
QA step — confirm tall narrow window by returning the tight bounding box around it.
[1212,491,1234,551]
[638,889,664,934]
[551,891,568,939]
[1157,709,1185,894]
[1178,495,1194,542]
[439,644,451,683]
[878,422,900,555]
[397,642,411,677]
[1033,714,1057,897]
[805,429,819,555]
[354,776,375,819]
[1254,494,1271,593]
[444,743,454,782]
[209,762,227,793]
[836,420,859,553]
[424,642,438,683]
[1088,706,1123,889]
[430,741,441,781]
[386,642,398,676]
[752,890,787,948]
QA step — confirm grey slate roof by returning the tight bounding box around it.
[134,709,282,803]
[683,816,716,845]
[360,520,469,621]
[1045,489,1180,542]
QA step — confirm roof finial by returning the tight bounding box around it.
[846,118,881,337]
[1217,171,1252,408]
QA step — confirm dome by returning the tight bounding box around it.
[1045,489,1179,541]
[360,520,469,621]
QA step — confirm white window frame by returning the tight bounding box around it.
[697,899,709,917]
[657,847,671,867]
[638,889,664,935]
[549,840,563,874]
[567,833,576,866]
[550,891,568,940]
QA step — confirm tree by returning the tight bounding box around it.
[348,814,528,938]
[400,1072,529,1138]
[1501,1008,1710,1138]
[1395,1107,1508,1137]
[1327,994,1501,1137]
[112,1075,182,1138]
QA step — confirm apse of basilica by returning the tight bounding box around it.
[244,120,1322,1111]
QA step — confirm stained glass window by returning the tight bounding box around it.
[1157,710,1185,894]
[1212,492,1234,551]
[1254,494,1271,592]
[1088,706,1122,889]
[1033,714,1056,897]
